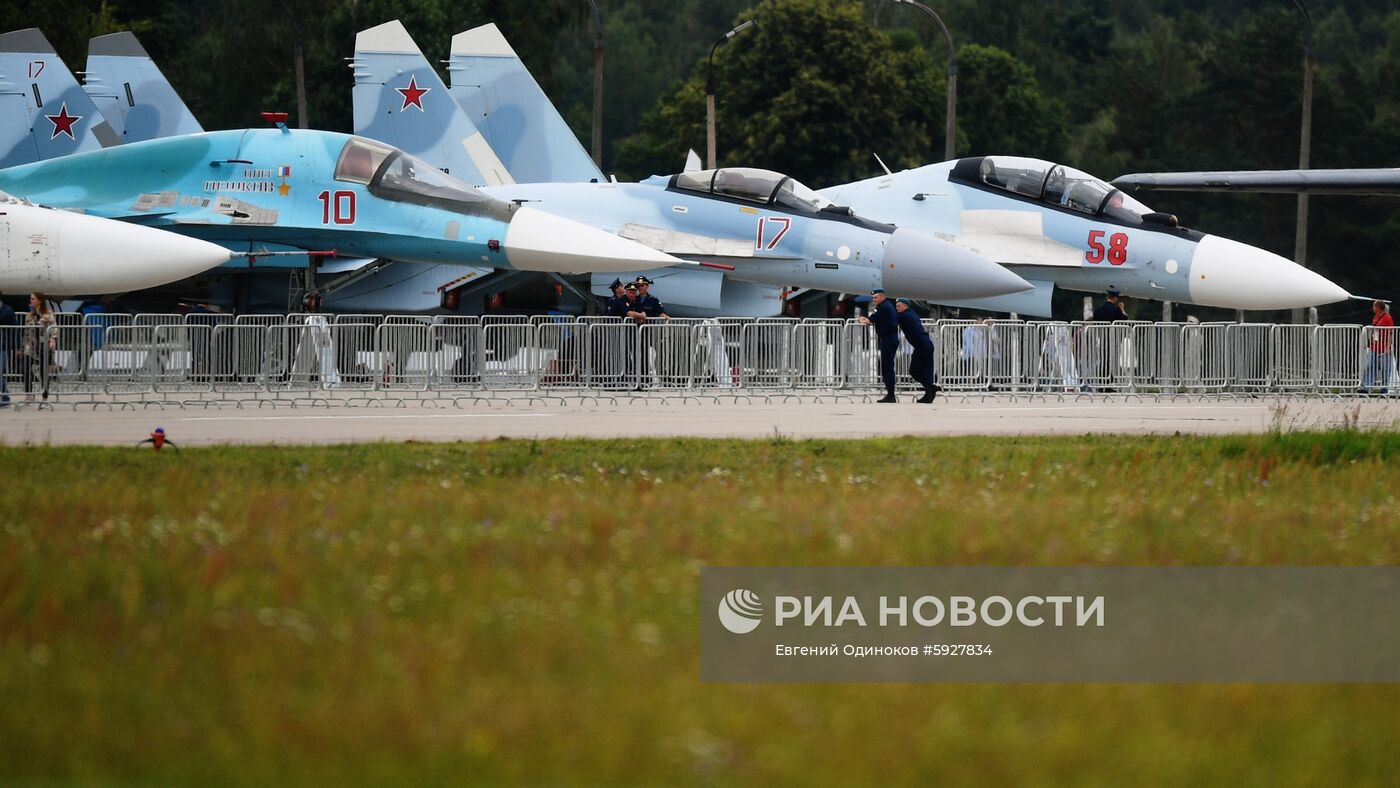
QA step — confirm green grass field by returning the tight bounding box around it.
[3,433,1400,785]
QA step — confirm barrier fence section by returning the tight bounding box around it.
[0,314,1396,401]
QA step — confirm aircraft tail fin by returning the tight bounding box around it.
[448,23,605,184]
[0,28,119,169]
[351,20,513,187]
[84,32,203,143]
[684,149,702,173]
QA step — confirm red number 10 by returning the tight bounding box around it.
[318,190,356,225]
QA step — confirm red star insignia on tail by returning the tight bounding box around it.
[46,103,82,140]
[396,76,430,112]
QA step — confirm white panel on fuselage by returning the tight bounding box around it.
[953,210,1082,268]
[618,223,765,259]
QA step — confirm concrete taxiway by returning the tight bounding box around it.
[1,397,1394,446]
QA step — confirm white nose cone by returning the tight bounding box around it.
[1188,234,1349,309]
[503,206,684,273]
[882,227,1033,300]
[0,205,231,295]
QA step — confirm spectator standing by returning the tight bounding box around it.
[1362,299,1394,395]
[22,292,56,401]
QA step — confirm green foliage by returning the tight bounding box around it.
[616,0,943,185]
[952,43,1066,160]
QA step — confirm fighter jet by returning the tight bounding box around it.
[822,158,1350,314]
[352,22,1030,310]
[0,28,119,168]
[0,192,231,294]
[0,125,687,279]
[432,22,1350,316]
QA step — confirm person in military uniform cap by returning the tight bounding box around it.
[896,298,939,403]
[1093,287,1130,322]
[620,282,644,322]
[603,278,628,318]
[632,275,669,321]
[605,280,636,319]
[858,288,901,402]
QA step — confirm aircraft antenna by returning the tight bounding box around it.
[873,153,892,176]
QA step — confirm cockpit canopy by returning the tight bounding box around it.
[333,137,491,214]
[673,167,834,213]
[952,156,1152,225]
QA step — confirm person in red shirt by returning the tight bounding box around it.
[1363,299,1394,394]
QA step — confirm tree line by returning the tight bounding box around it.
[5,0,1398,320]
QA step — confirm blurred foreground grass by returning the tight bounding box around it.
[3,432,1400,784]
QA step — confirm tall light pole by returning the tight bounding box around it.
[1292,0,1314,324]
[278,0,308,129]
[706,19,757,170]
[584,0,604,169]
[893,0,957,161]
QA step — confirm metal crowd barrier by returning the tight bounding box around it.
[1,314,1397,403]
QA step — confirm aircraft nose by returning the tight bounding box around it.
[503,206,683,273]
[1188,235,1349,309]
[56,213,232,293]
[881,227,1033,300]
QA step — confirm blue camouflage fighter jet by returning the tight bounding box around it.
[0,124,686,276]
[351,21,1031,309]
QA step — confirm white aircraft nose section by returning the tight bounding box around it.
[1,205,231,295]
[1188,234,1349,309]
[503,206,683,273]
[58,213,231,293]
[882,227,1033,300]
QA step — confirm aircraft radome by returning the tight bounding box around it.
[0,193,231,294]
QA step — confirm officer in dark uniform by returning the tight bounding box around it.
[602,278,626,316]
[608,281,637,319]
[1093,287,1129,322]
[859,287,901,402]
[632,276,669,321]
[896,298,939,403]
[1087,287,1129,392]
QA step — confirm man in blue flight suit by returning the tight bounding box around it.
[859,287,901,403]
[896,298,939,403]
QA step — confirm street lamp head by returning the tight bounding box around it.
[727,19,758,38]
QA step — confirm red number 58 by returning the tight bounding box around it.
[1086,230,1128,265]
